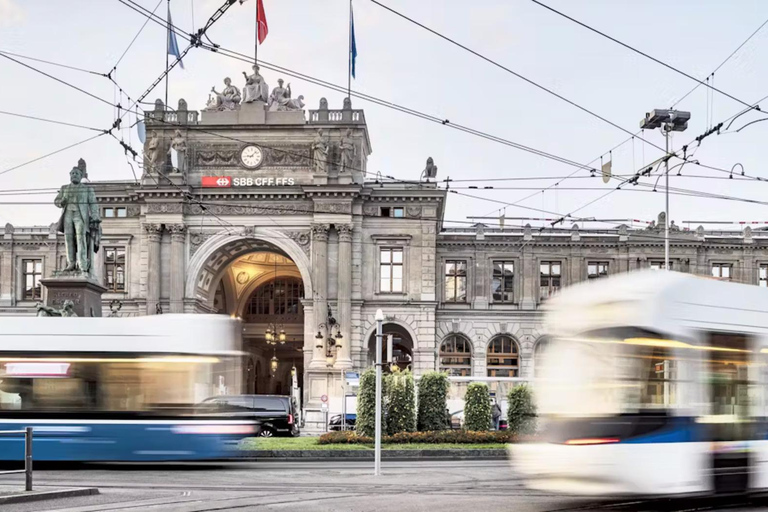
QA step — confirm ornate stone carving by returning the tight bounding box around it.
[337,224,353,242]
[185,202,310,216]
[406,206,421,218]
[363,205,377,216]
[145,130,161,174]
[4,223,13,234]
[178,98,188,111]
[242,225,255,237]
[242,65,269,103]
[319,97,328,110]
[286,230,311,256]
[147,203,184,214]
[744,226,753,243]
[268,79,302,111]
[190,232,215,255]
[169,129,187,175]
[168,224,186,241]
[143,223,163,241]
[311,223,330,241]
[206,77,241,111]
[343,97,352,110]
[126,206,141,217]
[524,224,532,241]
[311,129,329,174]
[194,144,311,168]
[314,202,351,214]
[36,300,77,317]
[338,128,355,174]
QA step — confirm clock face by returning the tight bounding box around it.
[240,145,263,169]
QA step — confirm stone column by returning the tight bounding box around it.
[335,224,353,369]
[310,223,330,368]
[169,224,186,313]
[144,223,163,315]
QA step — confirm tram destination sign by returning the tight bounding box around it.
[201,176,296,188]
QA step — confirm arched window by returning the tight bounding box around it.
[245,277,304,319]
[487,335,520,377]
[533,337,551,377]
[439,335,472,376]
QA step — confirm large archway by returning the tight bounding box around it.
[186,232,313,405]
[367,323,414,372]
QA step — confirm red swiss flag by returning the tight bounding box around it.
[202,176,232,188]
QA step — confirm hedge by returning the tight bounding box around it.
[506,384,537,435]
[318,429,517,445]
[417,371,450,431]
[386,368,417,435]
[355,368,379,438]
[463,382,492,431]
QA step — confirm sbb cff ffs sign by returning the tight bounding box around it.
[201,176,296,188]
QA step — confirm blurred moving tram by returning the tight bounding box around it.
[0,314,256,461]
[511,270,768,496]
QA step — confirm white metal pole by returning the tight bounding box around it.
[374,309,383,476]
[664,128,670,271]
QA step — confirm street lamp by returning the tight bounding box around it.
[640,109,691,271]
[315,305,342,363]
[374,308,384,476]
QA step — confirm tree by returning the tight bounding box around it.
[417,371,450,431]
[463,382,491,431]
[506,384,537,435]
[356,367,379,438]
[385,368,416,435]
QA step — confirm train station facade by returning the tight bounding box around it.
[1,87,767,429]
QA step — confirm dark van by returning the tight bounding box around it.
[203,395,299,437]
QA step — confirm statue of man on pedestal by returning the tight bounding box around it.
[54,161,101,274]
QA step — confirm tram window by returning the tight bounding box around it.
[705,332,752,418]
[254,397,287,413]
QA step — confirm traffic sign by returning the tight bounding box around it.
[320,394,328,403]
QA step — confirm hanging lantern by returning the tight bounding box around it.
[265,327,273,344]
[315,331,324,348]
[279,329,286,344]
[270,354,279,373]
[290,366,296,377]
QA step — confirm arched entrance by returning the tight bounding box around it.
[367,323,414,371]
[186,232,312,404]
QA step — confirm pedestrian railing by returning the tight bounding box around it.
[0,427,33,491]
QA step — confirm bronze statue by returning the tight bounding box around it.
[36,300,78,317]
[54,161,101,274]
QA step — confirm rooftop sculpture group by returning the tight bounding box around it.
[204,67,304,112]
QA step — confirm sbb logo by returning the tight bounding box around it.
[201,176,232,188]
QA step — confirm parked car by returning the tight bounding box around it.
[202,395,299,437]
[329,413,356,431]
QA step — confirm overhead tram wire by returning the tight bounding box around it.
[0,50,107,77]
[530,0,758,112]
[111,0,164,72]
[0,111,104,132]
[0,133,107,178]
[368,0,668,154]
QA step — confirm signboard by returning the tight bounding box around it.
[345,371,360,387]
[320,394,328,403]
[201,176,296,188]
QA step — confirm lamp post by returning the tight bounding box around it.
[315,305,342,366]
[639,109,691,271]
[374,308,384,476]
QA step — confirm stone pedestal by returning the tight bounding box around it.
[41,273,107,317]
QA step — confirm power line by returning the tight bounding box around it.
[112,0,165,72]
[0,110,105,132]
[530,0,759,112]
[368,0,667,153]
[0,133,107,178]
[0,49,106,76]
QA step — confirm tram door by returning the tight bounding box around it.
[706,332,754,494]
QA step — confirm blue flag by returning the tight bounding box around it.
[350,6,357,79]
[167,10,184,69]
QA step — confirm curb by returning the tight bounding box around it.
[238,449,507,460]
[0,487,99,505]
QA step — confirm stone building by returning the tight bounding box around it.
[1,85,766,428]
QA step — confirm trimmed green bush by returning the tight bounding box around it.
[355,367,379,438]
[318,429,518,445]
[463,382,492,431]
[385,368,416,435]
[507,384,537,435]
[417,371,450,431]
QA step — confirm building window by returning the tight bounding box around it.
[588,261,609,279]
[116,207,127,218]
[539,261,561,300]
[650,260,673,270]
[760,265,768,287]
[246,277,305,318]
[22,259,42,300]
[393,207,404,218]
[104,247,126,292]
[380,248,403,293]
[444,260,467,302]
[103,207,114,218]
[492,261,514,303]
[380,207,404,218]
[439,335,472,376]
[712,263,732,280]
[486,335,520,377]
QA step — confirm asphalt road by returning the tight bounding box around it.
[0,460,767,512]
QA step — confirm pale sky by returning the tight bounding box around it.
[1,0,768,229]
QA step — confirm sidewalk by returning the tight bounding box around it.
[0,486,98,505]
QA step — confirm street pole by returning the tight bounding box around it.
[664,127,670,271]
[374,309,383,476]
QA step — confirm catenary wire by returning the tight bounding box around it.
[0,110,104,132]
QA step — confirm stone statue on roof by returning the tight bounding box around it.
[242,65,269,103]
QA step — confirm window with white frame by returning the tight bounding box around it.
[539,261,561,300]
[588,261,609,279]
[380,248,403,293]
[492,261,514,303]
[23,259,42,300]
[711,263,732,280]
[104,247,126,292]
[439,335,472,376]
[444,260,467,302]
[486,335,520,377]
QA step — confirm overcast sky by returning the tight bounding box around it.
[1,0,768,230]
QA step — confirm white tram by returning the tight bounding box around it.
[511,270,768,495]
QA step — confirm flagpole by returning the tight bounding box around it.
[255,0,259,65]
[165,0,170,110]
[347,0,352,100]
